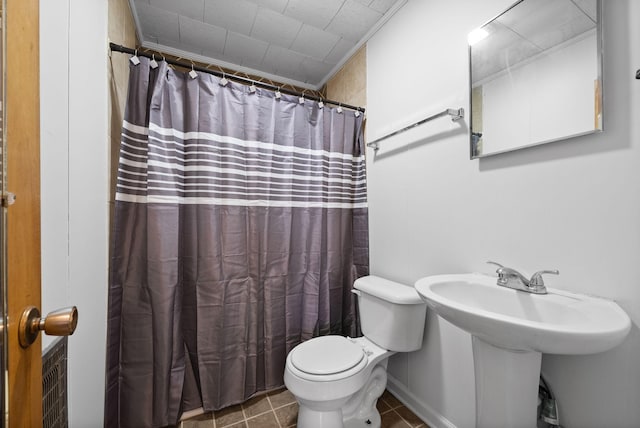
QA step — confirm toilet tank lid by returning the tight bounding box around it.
[353,275,425,305]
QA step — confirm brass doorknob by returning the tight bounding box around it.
[18,306,78,348]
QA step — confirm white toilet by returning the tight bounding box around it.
[284,275,427,428]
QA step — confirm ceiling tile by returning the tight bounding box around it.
[132,0,407,88]
[369,0,398,14]
[497,0,596,51]
[250,0,289,14]
[204,0,258,36]
[573,0,597,21]
[262,44,306,75]
[290,25,341,61]
[284,0,345,30]
[158,37,203,56]
[325,0,382,42]
[324,38,356,64]
[179,16,227,56]
[299,57,335,83]
[135,1,179,40]
[251,7,303,48]
[148,0,204,21]
[223,32,269,68]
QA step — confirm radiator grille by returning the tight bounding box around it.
[42,337,68,428]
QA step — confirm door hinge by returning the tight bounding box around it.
[2,192,16,207]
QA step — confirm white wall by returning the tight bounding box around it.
[366,1,640,427]
[40,0,109,426]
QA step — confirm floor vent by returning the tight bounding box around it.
[42,337,68,428]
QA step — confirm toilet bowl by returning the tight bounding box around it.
[284,275,427,428]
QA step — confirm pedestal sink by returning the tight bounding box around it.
[414,273,631,428]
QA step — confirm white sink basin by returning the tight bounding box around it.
[415,273,631,428]
[414,273,631,354]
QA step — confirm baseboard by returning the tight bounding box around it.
[386,374,458,428]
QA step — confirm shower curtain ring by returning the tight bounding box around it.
[149,53,159,69]
[129,48,141,65]
[188,62,198,79]
[220,71,229,86]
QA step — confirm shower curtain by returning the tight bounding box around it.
[105,57,369,427]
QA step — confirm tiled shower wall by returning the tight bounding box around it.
[326,45,367,112]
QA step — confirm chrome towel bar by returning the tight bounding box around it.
[367,107,464,151]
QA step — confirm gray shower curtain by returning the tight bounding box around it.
[105,57,369,427]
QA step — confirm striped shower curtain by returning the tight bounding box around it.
[104,57,369,427]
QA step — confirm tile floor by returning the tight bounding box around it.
[179,387,430,428]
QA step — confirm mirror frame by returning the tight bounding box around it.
[1,0,6,425]
[469,0,603,159]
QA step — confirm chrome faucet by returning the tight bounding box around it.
[486,261,559,295]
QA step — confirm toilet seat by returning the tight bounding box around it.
[289,336,367,381]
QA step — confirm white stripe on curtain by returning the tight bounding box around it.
[115,192,369,208]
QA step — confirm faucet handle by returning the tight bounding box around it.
[486,260,504,269]
[529,269,559,287]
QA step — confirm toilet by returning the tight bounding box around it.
[284,275,427,428]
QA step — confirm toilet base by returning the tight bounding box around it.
[298,406,344,428]
[342,364,387,428]
[295,363,388,428]
[343,413,381,428]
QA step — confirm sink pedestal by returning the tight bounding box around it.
[472,337,541,428]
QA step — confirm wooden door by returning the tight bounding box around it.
[5,0,43,425]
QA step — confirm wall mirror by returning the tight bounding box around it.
[469,0,602,158]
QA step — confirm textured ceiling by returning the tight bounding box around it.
[130,0,407,90]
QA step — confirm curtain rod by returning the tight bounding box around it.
[109,43,365,113]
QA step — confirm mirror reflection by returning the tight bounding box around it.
[469,0,602,158]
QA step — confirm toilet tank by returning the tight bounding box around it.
[353,275,427,352]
